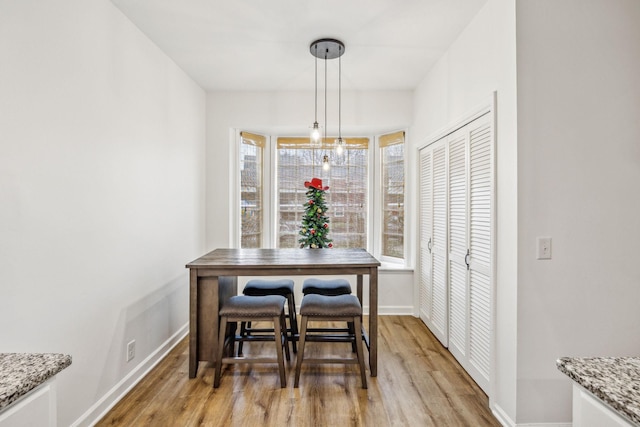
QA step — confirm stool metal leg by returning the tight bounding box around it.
[237,321,249,356]
[280,312,291,362]
[348,321,356,352]
[286,294,298,353]
[237,298,296,355]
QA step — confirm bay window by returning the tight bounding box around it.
[235,130,406,263]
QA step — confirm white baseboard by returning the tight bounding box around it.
[364,305,415,315]
[516,423,571,427]
[297,305,416,316]
[379,306,415,315]
[71,323,189,427]
[492,403,516,427]
[492,403,571,427]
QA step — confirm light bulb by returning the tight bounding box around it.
[335,137,345,155]
[322,154,330,171]
[310,122,321,146]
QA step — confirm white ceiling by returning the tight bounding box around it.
[110,0,487,92]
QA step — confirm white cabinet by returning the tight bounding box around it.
[0,379,57,427]
[573,383,635,427]
[418,111,494,393]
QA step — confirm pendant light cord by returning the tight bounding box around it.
[338,46,342,140]
[324,49,327,145]
[314,45,318,123]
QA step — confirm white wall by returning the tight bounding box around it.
[0,0,206,425]
[411,0,518,422]
[515,0,640,423]
[206,90,415,313]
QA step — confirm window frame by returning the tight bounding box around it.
[376,131,406,265]
[232,129,408,266]
[238,132,266,248]
[275,137,371,250]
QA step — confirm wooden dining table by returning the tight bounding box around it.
[185,248,381,378]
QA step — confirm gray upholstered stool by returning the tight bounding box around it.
[302,278,352,296]
[214,295,290,388]
[294,294,367,389]
[240,279,298,353]
[302,278,356,350]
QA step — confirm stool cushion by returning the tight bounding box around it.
[220,295,286,317]
[302,278,352,296]
[300,294,362,317]
[243,279,294,297]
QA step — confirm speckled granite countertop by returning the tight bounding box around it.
[0,353,72,410]
[557,357,640,426]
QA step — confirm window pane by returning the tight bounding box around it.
[240,136,263,248]
[381,142,404,258]
[277,141,368,249]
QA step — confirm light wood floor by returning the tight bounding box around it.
[96,316,499,426]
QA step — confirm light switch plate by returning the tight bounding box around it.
[537,237,552,260]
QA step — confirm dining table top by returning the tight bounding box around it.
[186,248,381,270]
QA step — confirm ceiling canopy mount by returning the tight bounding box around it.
[310,39,345,60]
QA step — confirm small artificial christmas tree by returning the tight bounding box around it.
[299,178,333,249]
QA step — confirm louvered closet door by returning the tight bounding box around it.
[447,129,468,362]
[431,142,448,346]
[466,113,492,392]
[417,111,493,395]
[418,140,448,346]
[447,112,492,394]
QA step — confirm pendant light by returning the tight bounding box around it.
[322,154,330,171]
[310,43,321,147]
[309,39,345,156]
[334,44,345,155]
[323,45,329,169]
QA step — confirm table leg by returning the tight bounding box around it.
[210,277,220,367]
[369,268,378,376]
[189,269,198,378]
[191,274,220,378]
[190,275,237,378]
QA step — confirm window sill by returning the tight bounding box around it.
[379,261,413,273]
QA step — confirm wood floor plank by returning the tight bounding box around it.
[96,316,499,427]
